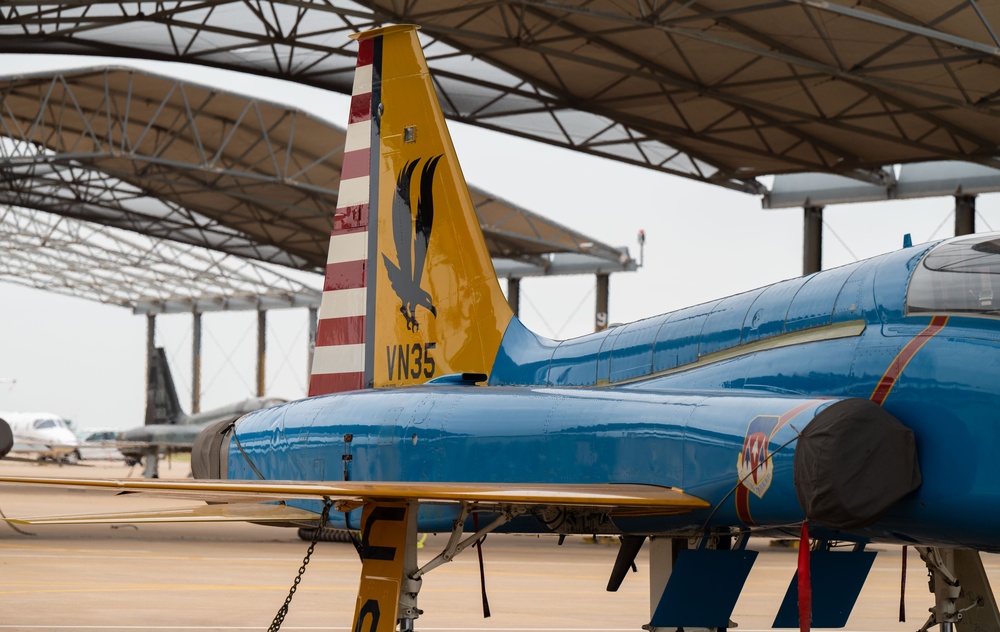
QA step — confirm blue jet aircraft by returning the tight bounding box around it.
[5,24,1000,632]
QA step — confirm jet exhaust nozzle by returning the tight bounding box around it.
[191,417,238,479]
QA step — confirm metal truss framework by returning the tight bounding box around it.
[1,1,998,194]
[0,66,340,271]
[0,66,635,313]
[0,204,321,314]
[1,160,311,269]
[470,185,632,269]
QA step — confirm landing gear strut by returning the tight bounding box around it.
[917,547,1000,632]
[347,500,521,632]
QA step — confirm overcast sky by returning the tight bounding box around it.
[2,53,999,430]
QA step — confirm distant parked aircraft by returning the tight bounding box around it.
[117,348,284,477]
[0,411,78,461]
[74,428,125,461]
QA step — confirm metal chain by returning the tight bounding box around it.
[268,498,334,632]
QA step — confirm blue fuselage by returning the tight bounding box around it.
[225,240,1000,551]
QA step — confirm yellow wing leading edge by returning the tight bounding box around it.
[1,475,706,631]
[0,476,708,521]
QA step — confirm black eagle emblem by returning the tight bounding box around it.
[382,155,443,331]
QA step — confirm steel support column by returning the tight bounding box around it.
[307,306,318,385]
[507,278,521,317]
[145,313,155,425]
[191,311,202,413]
[146,314,156,365]
[256,309,266,397]
[803,205,824,275]
[596,273,609,331]
[955,195,976,236]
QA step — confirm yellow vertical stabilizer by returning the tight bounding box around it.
[309,25,514,395]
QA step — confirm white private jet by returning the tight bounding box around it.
[0,412,79,461]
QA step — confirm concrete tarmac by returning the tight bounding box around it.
[0,457,976,631]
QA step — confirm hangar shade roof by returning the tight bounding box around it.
[0,66,636,312]
[0,205,321,314]
[1,1,998,193]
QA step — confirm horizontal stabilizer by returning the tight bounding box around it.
[7,502,321,525]
[651,548,758,628]
[773,548,877,628]
[0,476,708,514]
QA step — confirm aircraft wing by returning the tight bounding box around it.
[114,439,197,451]
[6,502,323,525]
[0,476,707,524]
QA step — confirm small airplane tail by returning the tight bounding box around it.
[145,347,184,425]
[309,25,514,396]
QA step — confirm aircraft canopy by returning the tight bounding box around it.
[908,234,1000,316]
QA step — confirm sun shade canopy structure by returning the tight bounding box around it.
[0,204,321,314]
[0,1,998,194]
[0,66,637,312]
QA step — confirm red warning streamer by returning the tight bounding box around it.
[899,545,907,622]
[799,522,811,632]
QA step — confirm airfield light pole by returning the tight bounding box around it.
[955,195,976,236]
[803,205,824,275]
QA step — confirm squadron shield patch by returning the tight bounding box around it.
[736,414,780,499]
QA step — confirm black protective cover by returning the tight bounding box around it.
[794,398,921,530]
[0,418,12,458]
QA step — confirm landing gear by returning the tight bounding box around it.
[917,547,1000,632]
[346,500,521,632]
[138,448,160,478]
